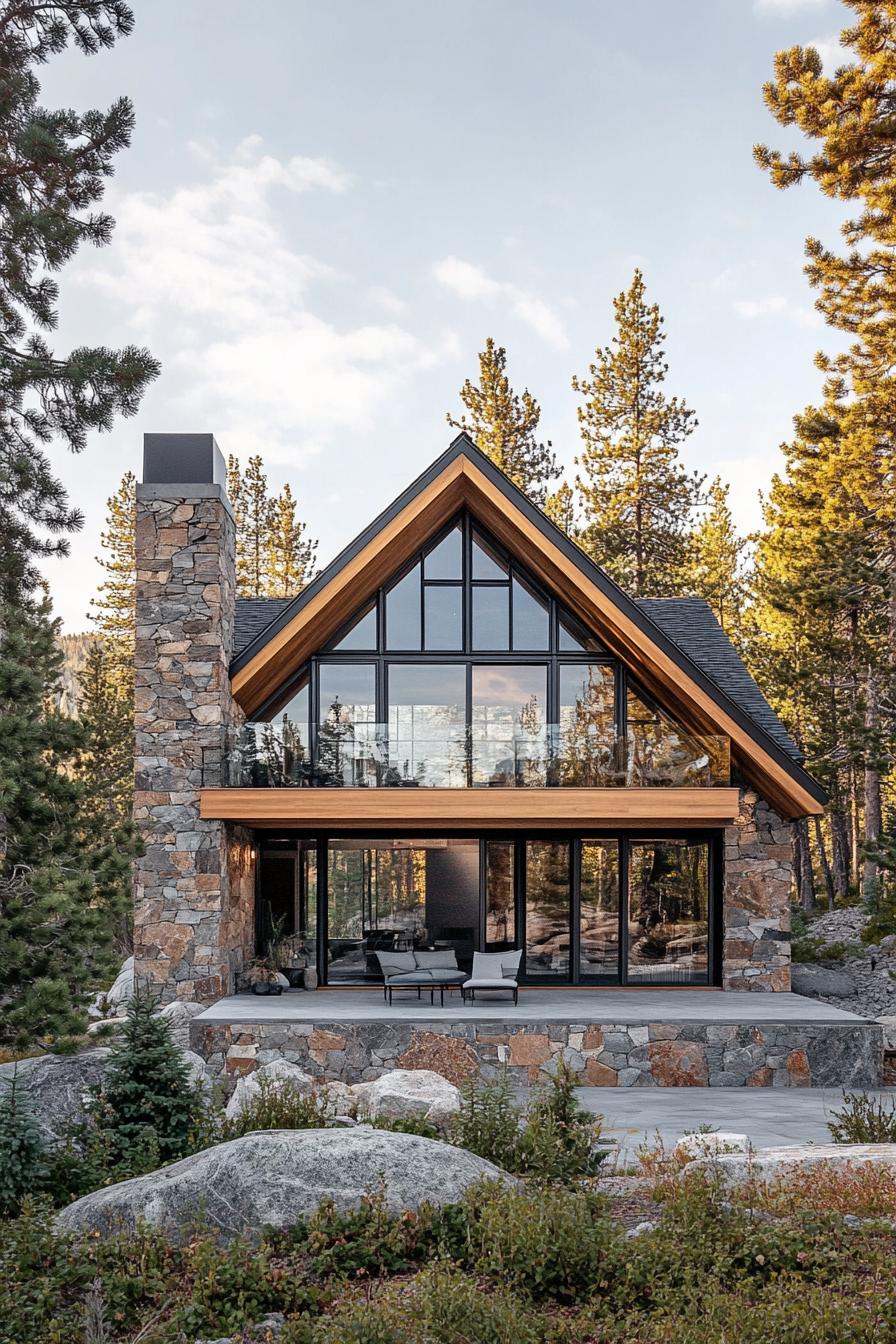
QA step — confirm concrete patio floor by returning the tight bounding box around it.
[576,1086,896,1158]
[196,987,865,1026]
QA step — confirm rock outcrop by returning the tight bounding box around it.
[224,1059,314,1120]
[0,1049,111,1146]
[56,1127,514,1243]
[690,1142,896,1185]
[352,1069,461,1127]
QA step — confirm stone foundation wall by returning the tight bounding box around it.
[133,486,254,1003]
[723,790,792,991]
[192,1018,881,1090]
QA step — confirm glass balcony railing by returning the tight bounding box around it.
[225,722,730,789]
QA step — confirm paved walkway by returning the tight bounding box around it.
[576,1086,896,1159]
[197,987,865,1025]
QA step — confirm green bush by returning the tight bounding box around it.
[371,1114,442,1139]
[451,1070,522,1169]
[0,1078,46,1216]
[219,1077,330,1141]
[517,1059,607,1180]
[828,1090,896,1143]
[285,1184,469,1280]
[283,1264,553,1344]
[451,1062,605,1180]
[464,1180,621,1302]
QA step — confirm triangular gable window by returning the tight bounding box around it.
[559,613,605,655]
[328,601,378,651]
[315,513,610,657]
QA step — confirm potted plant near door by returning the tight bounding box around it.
[246,955,283,996]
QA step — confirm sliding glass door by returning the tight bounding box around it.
[524,841,572,978]
[286,832,717,986]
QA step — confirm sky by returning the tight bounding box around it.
[41,0,853,632]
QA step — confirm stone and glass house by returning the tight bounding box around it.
[134,430,829,1016]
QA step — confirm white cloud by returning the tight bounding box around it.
[733,294,822,327]
[367,284,407,315]
[433,254,569,348]
[753,0,828,13]
[806,33,844,69]
[85,137,437,462]
[734,295,788,319]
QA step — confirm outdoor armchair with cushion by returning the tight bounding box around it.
[461,949,522,1004]
[375,949,466,1005]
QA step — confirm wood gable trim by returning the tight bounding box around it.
[230,442,824,820]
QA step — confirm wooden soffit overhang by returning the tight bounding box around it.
[200,786,741,830]
[229,437,825,820]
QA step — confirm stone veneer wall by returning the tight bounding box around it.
[134,486,254,1003]
[723,789,792,991]
[191,1018,882,1090]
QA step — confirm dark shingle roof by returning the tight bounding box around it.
[637,597,801,763]
[234,598,293,656]
[235,593,801,764]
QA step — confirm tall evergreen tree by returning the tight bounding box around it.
[0,598,132,1047]
[0,2,158,601]
[89,471,136,695]
[544,480,578,537]
[0,3,155,1046]
[688,477,750,637]
[77,638,134,827]
[756,2,896,907]
[572,270,704,596]
[266,482,317,598]
[447,337,559,506]
[228,454,318,598]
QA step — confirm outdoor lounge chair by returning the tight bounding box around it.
[461,949,522,1004]
[375,949,467,1005]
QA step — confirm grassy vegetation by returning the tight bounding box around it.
[1,1169,895,1344]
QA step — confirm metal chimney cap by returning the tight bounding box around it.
[142,433,226,487]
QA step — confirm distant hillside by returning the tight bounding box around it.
[56,633,94,716]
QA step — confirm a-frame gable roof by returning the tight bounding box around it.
[231,433,825,818]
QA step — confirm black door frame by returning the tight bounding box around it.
[258,828,723,989]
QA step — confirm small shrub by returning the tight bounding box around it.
[0,1078,46,1216]
[517,1059,607,1180]
[219,1077,329,1141]
[371,1114,442,1140]
[295,1184,466,1279]
[465,1179,621,1302]
[828,1091,896,1143]
[92,983,206,1167]
[451,1071,522,1169]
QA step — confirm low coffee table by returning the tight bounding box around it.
[385,979,463,1007]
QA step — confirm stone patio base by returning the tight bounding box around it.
[191,1017,882,1090]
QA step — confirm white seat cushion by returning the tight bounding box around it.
[462,977,517,990]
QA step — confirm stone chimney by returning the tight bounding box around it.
[133,434,254,1003]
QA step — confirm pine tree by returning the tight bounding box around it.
[266,482,317,597]
[447,337,559,506]
[95,984,203,1166]
[544,481,578,537]
[0,4,154,1047]
[572,270,704,596]
[0,2,159,602]
[89,471,136,696]
[228,455,318,598]
[0,597,131,1048]
[756,3,896,907]
[688,477,750,636]
[77,639,134,827]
